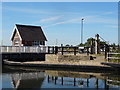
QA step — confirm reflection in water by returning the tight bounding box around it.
[2,66,120,89]
[46,75,109,89]
[10,72,45,88]
[3,72,45,89]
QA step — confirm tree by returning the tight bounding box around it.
[78,43,85,47]
[77,37,106,47]
[85,38,95,47]
[110,43,116,50]
[65,44,70,47]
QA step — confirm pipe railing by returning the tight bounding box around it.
[107,52,120,62]
[0,46,49,53]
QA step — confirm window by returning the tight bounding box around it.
[32,41,39,46]
[14,40,19,46]
[14,40,19,44]
[32,41,45,46]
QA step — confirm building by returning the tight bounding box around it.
[11,24,47,46]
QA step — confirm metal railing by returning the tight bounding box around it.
[0,46,49,53]
[107,52,120,61]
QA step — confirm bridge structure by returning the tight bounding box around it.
[0,46,79,62]
[0,46,56,62]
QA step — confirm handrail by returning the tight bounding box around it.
[0,46,49,53]
[107,52,120,62]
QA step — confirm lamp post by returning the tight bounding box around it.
[81,18,84,44]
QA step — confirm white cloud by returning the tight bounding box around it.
[43,18,80,28]
[43,15,117,28]
[36,16,63,23]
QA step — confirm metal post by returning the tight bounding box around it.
[81,18,84,44]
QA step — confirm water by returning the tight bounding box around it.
[2,65,120,89]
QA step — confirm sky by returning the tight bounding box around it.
[2,2,118,46]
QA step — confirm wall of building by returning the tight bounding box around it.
[12,31,21,46]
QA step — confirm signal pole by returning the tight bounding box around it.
[81,18,84,44]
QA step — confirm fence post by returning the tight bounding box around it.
[105,44,109,59]
[74,47,76,55]
[62,47,64,55]
[107,52,109,62]
[108,52,110,62]
[52,47,54,54]
[55,46,58,55]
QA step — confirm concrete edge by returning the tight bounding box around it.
[3,60,115,71]
[101,62,120,68]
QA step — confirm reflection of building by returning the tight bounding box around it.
[10,72,45,89]
[11,24,47,46]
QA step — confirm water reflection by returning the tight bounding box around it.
[3,72,45,89]
[2,65,120,89]
[45,70,111,89]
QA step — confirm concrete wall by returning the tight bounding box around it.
[2,53,45,62]
[46,54,90,62]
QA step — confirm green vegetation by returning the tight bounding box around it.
[78,38,106,47]
[108,59,120,63]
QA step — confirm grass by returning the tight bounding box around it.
[108,59,120,63]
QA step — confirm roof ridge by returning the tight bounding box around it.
[15,24,41,27]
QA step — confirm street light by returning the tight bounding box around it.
[81,18,84,44]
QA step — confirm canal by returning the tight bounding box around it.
[2,65,120,89]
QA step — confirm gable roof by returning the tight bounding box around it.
[11,24,47,41]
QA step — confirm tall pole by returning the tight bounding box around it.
[81,18,84,44]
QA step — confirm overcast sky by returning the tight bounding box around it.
[2,2,118,46]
